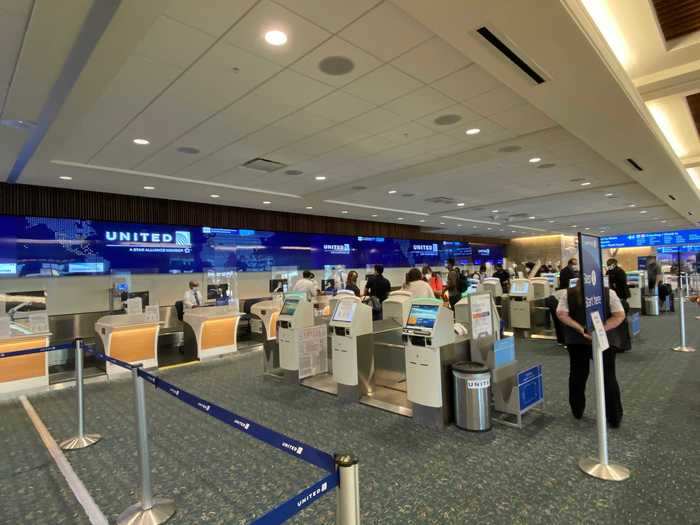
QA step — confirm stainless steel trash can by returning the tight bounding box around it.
[644,295,659,316]
[452,361,491,432]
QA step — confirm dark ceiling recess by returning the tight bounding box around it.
[652,0,700,41]
[687,92,700,138]
[626,158,644,171]
[476,27,545,84]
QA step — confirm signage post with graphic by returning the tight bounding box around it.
[577,233,630,481]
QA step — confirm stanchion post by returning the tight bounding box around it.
[336,454,360,525]
[674,273,695,353]
[578,337,630,481]
[117,366,175,525]
[60,338,102,450]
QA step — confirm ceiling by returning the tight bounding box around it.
[0,0,698,240]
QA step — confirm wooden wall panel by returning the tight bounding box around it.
[652,0,700,41]
[0,182,506,244]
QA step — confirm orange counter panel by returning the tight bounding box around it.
[0,337,47,382]
[201,317,238,350]
[110,326,157,362]
[269,312,279,339]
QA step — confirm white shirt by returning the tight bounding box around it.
[556,288,624,315]
[405,279,436,299]
[183,289,204,309]
[292,278,318,300]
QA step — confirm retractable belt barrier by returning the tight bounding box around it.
[0,341,74,359]
[82,344,346,524]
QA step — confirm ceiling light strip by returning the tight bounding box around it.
[324,200,429,216]
[440,215,501,225]
[50,160,302,198]
[509,224,548,232]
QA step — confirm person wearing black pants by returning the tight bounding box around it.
[557,284,626,427]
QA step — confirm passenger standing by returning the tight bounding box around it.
[292,270,319,301]
[444,269,461,310]
[423,266,443,297]
[404,268,435,298]
[344,270,361,297]
[558,258,579,290]
[365,264,391,320]
[556,282,626,427]
[606,258,630,313]
[492,264,510,293]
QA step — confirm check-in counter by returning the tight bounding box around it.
[183,306,241,360]
[0,325,51,394]
[95,314,159,375]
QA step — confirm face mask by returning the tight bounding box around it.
[607,265,615,271]
[572,265,580,272]
[425,273,432,279]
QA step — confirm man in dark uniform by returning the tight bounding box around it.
[606,258,630,312]
[558,258,579,290]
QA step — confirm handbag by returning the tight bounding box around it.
[606,318,631,352]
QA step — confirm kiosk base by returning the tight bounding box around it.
[281,369,299,384]
[360,386,412,417]
[412,403,446,431]
[578,457,631,481]
[337,383,360,403]
[301,372,337,395]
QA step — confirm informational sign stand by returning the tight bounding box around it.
[492,358,545,429]
[672,273,695,353]
[577,233,631,481]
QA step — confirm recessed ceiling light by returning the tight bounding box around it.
[143,185,155,190]
[661,220,667,223]
[466,128,481,135]
[529,157,541,163]
[419,219,425,223]
[397,217,404,220]
[341,210,348,214]
[457,202,465,207]
[548,220,555,223]
[628,204,636,208]
[59,176,72,181]
[210,194,220,198]
[580,182,591,186]
[512,230,517,233]
[585,227,590,230]
[263,200,271,205]
[491,209,499,213]
[133,138,150,145]
[440,222,445,225]
[264,30,287,46]
[305,206,313,210]
[640,210,648,214]
[605,193,614,197]
[487,227,492,230]
[528,216,536,219]
[570,224,577,228]
[387,190,397,194]
[315,176,326,181]
[371,214,378,217]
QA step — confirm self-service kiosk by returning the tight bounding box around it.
[278,293,314,382]
[403,299,468,429]
[382,290,412,324]
[509,279,532,329]
[330,296,373,402]
[508,279,552,337]
[627,271,645,310]
[477,277,503,298]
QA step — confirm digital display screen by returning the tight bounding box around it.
[510,281,530,295]
[541,273,556,285]
[406,304,440,329]
[332,300,357,323]
[569,278,579,288]
[0,214,505,277]
[601,229,700,248]
[280,298,299,316]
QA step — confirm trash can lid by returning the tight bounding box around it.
[452,361,489,374]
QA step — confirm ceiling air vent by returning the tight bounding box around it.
[241,157,286,172]
[425,196,456,204]
[626,158,643,171]
[476,27,546,84]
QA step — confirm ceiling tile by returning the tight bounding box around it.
[0,10,27,114]
[304,91,375,122]
[344,107,408,135]
[254,69,334,109]
[275,0,381,33]
[463,86,526,118]
[490,103,556,135]
[133,15,215,69]
[378,122,435,145]
[225,0,331,67]
[291,36,381,87]
[433,64,501,103]
[165,0,257,37]
[416,103,482,133]
[340,1,432,62]
[0,0,33,16]
[392,36,472,83]
[383,86,454,120]
[343,65,422,105]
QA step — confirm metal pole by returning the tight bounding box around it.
[336,454,360,525]
[117,367,175,525]
[674,273,696,352]
[578,337,630,481]
[60,339,101,450]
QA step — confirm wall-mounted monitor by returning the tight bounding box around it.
[406,304,440,329]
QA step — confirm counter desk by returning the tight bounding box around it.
[0,324,51,394]
[183,305,241,360]
[95,314,160,376]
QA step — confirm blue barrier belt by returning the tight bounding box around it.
[146,371,336,473]
[0,342,73,359]
[83,346,135,371]
[250,470,338,525]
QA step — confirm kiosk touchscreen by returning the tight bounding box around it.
[278,294,313,382]
[403,299,466,429]
[330,297,373,402]
[477,277,503,298]
[509,279,533,330]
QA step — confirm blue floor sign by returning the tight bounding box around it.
[517,364,543,412]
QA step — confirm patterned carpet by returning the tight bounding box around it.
[2,309,699,524]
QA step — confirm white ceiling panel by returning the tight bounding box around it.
[0,6,28,117]
[132,15,215,70]
[304,91,375,123]
[432,64,501,103]
[165,0,257,37]
[340,1,432,62]
[378,121,434,145]
[383,86,454,120]
[392,36,471,83]
[225,0,331,67]
[344,107,409,135]
[291,36,381,87]
[275,0,381,33]
[463,86,526,118]
[176,140,263,181]
[0,125,26,178]
[254,69,334,109]
[490,103,557,135]
[343,65,422,105]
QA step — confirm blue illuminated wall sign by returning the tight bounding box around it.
[601,228,700,248]
[0,215,504,278]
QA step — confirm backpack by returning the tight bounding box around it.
[458,271,468,293]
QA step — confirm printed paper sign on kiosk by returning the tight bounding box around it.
[590,311,609,352]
